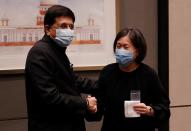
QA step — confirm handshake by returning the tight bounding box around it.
[86,95,97,113]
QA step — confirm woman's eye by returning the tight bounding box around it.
[124,46,129,50]
[116,45,121,48]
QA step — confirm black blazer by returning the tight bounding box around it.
[25,35,96,131]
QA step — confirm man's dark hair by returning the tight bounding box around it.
[113,28,147,63]
[44,5,75,27]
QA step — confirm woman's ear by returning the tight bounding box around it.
[134,49,139,58]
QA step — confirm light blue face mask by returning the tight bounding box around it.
[115,48,134,68]
[54,29,74,47]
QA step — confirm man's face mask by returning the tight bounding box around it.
[115,48,134,68]
[54,28,74,47]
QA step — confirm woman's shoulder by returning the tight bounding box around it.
[100,63,118,75]
[102,63,118,71]
[140,63,158,77]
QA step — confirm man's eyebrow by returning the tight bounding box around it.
[60,23,73,25]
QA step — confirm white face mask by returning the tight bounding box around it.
[54,29,74,47]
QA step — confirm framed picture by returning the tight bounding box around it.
[0,0,117,71]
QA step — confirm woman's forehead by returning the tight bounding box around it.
[118,35,132,44]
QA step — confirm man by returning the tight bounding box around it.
[25,5,97,131]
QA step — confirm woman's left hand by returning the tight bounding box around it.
[133,103,154,116]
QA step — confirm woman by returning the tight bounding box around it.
[90,28,170,131]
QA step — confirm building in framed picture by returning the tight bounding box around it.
[0,0,116,69]
[0,0,101,46]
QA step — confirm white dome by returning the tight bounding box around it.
[40,0,58,5]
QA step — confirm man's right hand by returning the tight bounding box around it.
[86,95,97,113]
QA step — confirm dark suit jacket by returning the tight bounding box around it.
[25,35,96,131]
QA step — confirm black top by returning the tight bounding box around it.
[87,63,170,131]
[25,35,96,131]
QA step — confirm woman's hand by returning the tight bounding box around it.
[133,103,154,116]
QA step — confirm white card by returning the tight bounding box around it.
[124,100,140,118]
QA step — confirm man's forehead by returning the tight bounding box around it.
[55,16,74,24]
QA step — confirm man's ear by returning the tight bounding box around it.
[44,25,50,35]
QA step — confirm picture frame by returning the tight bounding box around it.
[0,0,118,73]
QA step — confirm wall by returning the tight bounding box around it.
[120,0,158,71]
[169,0,191,131]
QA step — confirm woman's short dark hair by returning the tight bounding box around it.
[113,28,147,63]
[44,5,75,27]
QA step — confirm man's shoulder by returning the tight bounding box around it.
[26,40,52,62]
[27,40,54,59]
[31,40,50,52]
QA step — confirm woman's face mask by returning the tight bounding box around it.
[54,28,74,47]
[115,48,134,68]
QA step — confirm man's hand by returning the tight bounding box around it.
[86,95,97,113]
